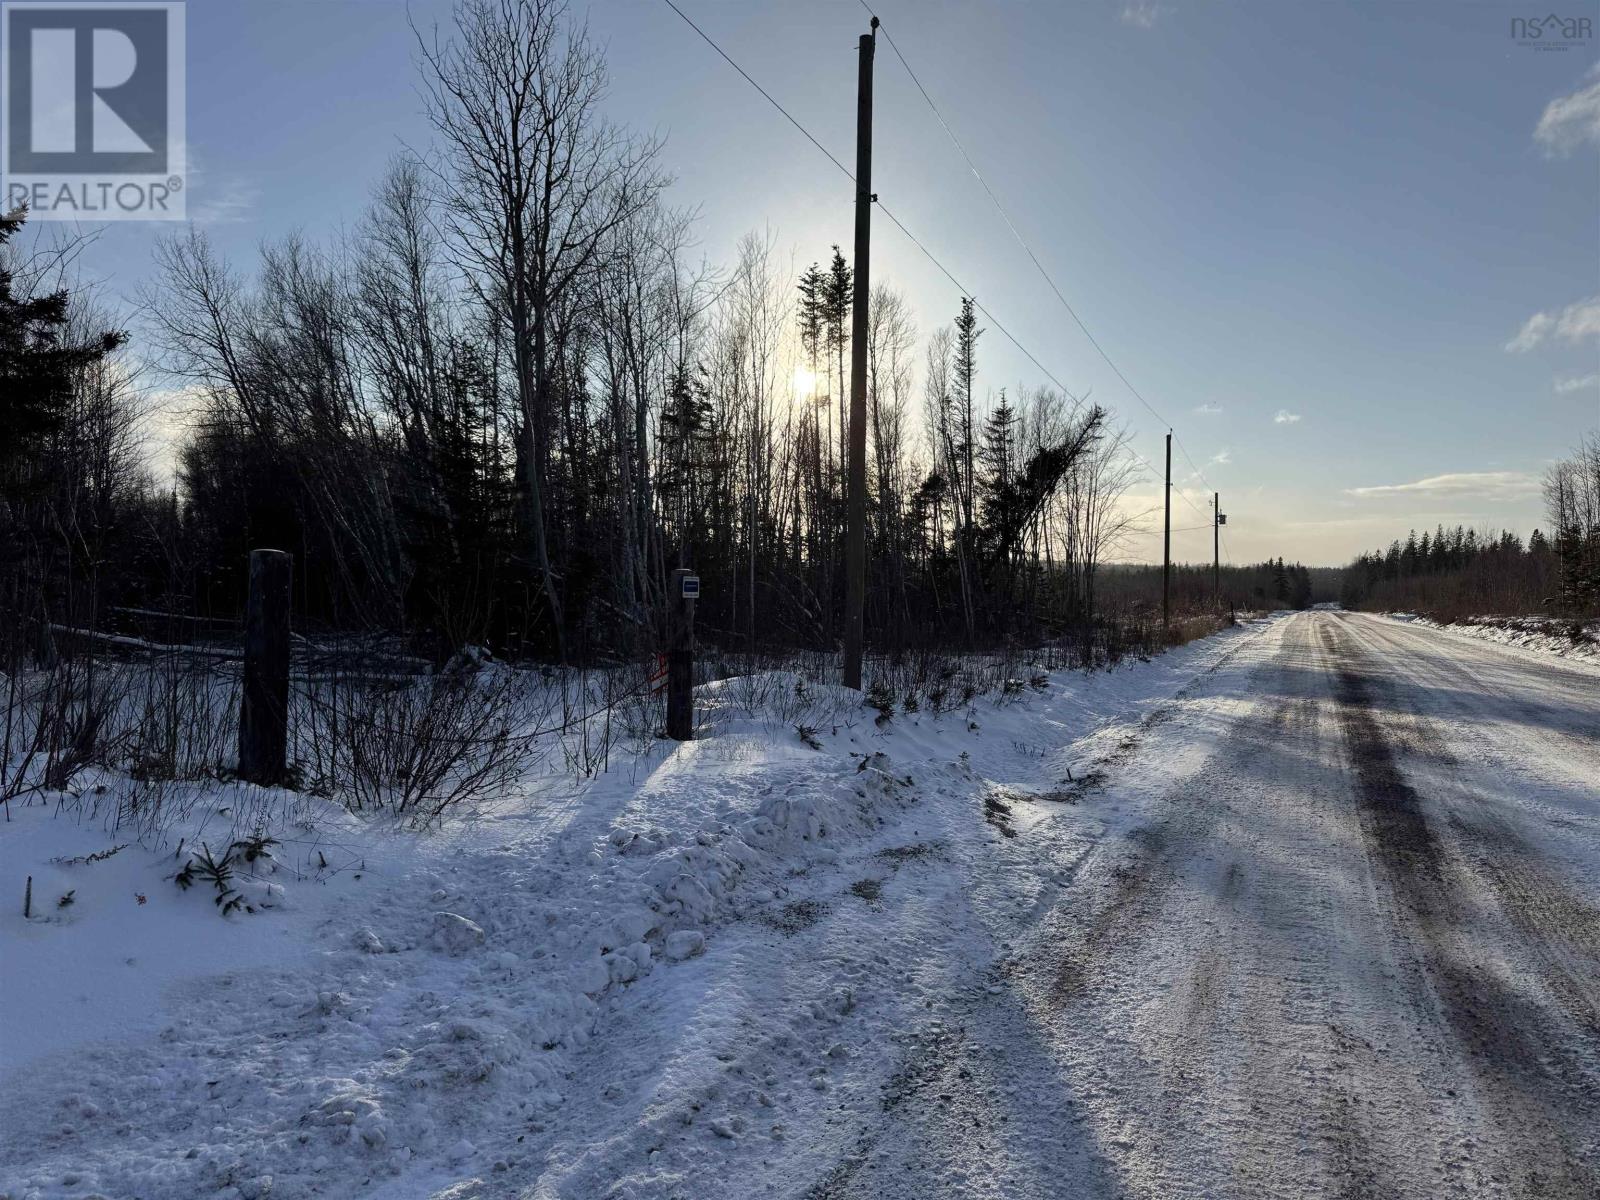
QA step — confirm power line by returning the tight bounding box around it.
[1172,434,1217,499]
[874,201,1078,402]
[861,0,1219,504]
[657,0,1213,522]
[660,0,854,183]
[659,0,1076,405]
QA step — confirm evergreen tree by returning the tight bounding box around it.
[0,209,125,493]
[823,247,852,473]
[1272,557,1290,604]
[978,389,1016,527]
[796,262,824,378]
[952,297,981,527]
[1290,564,1313,609]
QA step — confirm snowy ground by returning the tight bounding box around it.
[4,611,1598,1199]
[1383,612,1600,665]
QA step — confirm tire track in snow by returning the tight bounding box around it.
[1323,618,1600,1199]
[1332,616,1600,1043]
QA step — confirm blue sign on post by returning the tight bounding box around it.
[681,574,700,599]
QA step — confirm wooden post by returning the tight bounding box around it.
[1162,432,1171,642]
[239,549,292,785]
[667,568,697,741]
[842,19,877,692]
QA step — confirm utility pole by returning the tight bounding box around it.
[1162,432,1171,641]
[1212,492,1221,610]
[842,17,876,691]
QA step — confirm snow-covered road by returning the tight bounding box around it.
[810,611,1600,1199]
[4,611,1597,1200]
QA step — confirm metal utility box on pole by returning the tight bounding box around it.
[667,568,698,740]
[1162,432,1171,640]
[239,549,292,785]
[842,17,876,692]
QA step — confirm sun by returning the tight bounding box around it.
[792,365,817,398]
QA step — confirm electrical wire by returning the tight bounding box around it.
[660,0,854,184]
[659,0,1218,523]
[859,0,1221,507]
[658,0,1095,416]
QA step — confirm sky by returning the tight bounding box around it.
[17,0,1600,567]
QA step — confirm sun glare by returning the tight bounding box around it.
[792,365,817,398]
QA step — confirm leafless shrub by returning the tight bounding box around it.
[299,665,558,824]
[1,651,133,807]
[124,655,241,783]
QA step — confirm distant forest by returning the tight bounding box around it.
[1097,561,1339,616]
[1340,435,1600,622]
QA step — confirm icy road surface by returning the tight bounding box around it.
[3,611,1597,1200]
[805,611,1600,1200]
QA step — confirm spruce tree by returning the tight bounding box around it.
[978,388,1016,524]
[824,247,852,475]
[796,262,823,381]
[0,208,125,495]
[952,297,982,527]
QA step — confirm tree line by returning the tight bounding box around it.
[4,0,1180,672]
[1095,559,1336,616]
[1339,435,1600,620]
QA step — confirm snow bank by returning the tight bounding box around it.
[1382,613,1600,665]
[0,619,1280,1200]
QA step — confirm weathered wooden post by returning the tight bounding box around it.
[239,549,292,785]
[667,568,698,741]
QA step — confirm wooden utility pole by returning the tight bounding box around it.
[1162,432,1171,641]
[842,17,877,692]
[1212,493,1221,610]
[667,568,698,740]
[239,549,292,785]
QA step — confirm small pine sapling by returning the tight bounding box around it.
[175,842,239,913]
[233,834,278,866]
[865,679,895,727]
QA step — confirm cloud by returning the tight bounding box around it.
[1208,448,1232,467]
[140,384,211,479]
[1120,2,1171,29]
[1555,372,1600,393]
[1507,311,1556,353]
[1192,403,1223,416]
[182,146,259,225]
[1345,471,1541,500]
[1534,63,1600,154]
[1273,409,1301,424]
[1505,296,1600,352]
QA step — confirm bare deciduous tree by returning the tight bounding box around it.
[416,0,667,659]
